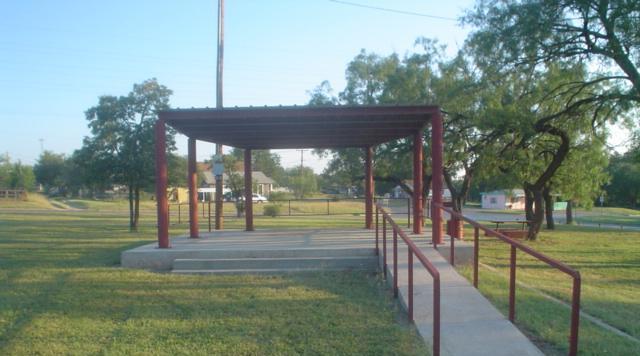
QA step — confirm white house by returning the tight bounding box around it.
[481,189,525,210]
[201,170,276,197]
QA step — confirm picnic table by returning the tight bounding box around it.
[489,219,532,230]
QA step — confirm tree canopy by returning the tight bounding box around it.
[78,78,174,230]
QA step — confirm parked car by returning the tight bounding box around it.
[237,193,268,203]
[252,194,268,203]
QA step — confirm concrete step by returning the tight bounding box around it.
[173,256,377,271]
[171,267,354,275]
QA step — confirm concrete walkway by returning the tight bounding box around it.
[383,236,543,356]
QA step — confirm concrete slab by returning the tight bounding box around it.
[383,236,544,356]
[121,228,376,270]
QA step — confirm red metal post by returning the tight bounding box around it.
[433,275,441,356]
[509,245,517,322]
[473,227,479,288]
[375,206,379,256]
[382,218,387,278]
[412,131,423,234]
[569,275,581,356]
[154,119,169,248]
[407,198,410,228]
[188,137,199,238]
[393,229,398,298]
[431,110,444,244]
[450,228,455,266]
[244,149,254,231]
[408,248,414,322]
[364,146,374,229]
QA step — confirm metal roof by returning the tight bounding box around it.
[158,105,439,149]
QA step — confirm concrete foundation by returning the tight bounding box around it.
[121,229,376,271]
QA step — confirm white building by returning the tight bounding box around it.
[481,189,525,210]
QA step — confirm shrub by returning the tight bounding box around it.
[263,204,281,217]
[269,191,294,201]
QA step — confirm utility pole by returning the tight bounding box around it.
[214,0,225,230]
[39,138,44,153]
[296,149,308,198]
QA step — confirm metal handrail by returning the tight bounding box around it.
[433,202,581,356]
[375,202,440,356]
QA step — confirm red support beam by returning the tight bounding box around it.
[431,110,444,244]
[412,131,423,234]
[364,146,374,229]
[244,149,254,231]
[188,137,199,238]
[154,120,170,248]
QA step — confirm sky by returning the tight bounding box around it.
[0,0,477,173]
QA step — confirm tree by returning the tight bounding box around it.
[8,162,35,191]
[606,147,640,207]
[228,148,285,187]
[33,151,67,194]
[552,138,609,224]
[0,153,11,188]
[221,154,246,216]
[283,167,318,198]
[81,79,174,231]
[167,154,188,187]
[465,0,640,105]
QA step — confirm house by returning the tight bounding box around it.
[481,189,525,210]
[201,170,276,197]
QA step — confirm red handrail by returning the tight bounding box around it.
[433,202,581,356]
[376,203,440,356]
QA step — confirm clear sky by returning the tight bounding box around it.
[1,0,475,172]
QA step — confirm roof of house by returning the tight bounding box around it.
[159,105,439,149]
[202,170,276,185]
[481,189,525,197]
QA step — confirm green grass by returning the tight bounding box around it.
[455,224,640,355]
[575,207,640,227]
[0,207,426,355]
[0,193,54,209]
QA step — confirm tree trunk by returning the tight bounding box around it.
[566,199,574,224]
[443,169,462,212]
[128,185,135,232]
[527,186,544,240]
[132,186,140,231]
[543,185,555,230]
[524,186,534,222]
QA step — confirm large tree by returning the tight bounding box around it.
[33,151,67,194]
[606,147,640,207]
[81,79,174,231]
[465,0,639,117]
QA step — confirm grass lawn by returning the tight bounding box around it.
[575,207,640,227]
[454,223,640,355]
[0,203,427,355]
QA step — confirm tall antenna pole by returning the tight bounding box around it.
[296,149,307,198]
[214,0,225,230]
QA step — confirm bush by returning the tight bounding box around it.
[269,191,294,201]
[263,204,281,217]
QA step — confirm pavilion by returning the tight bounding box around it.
[154,105,445,248]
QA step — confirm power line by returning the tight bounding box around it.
[328,0,458,21]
